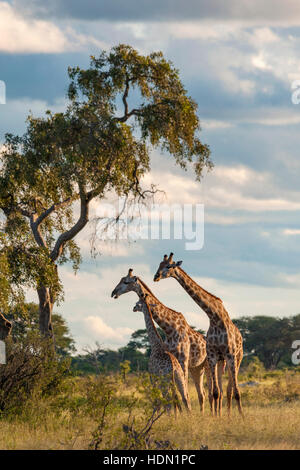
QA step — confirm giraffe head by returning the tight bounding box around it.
[153,252,182,282]
[133,298,144,312]
[133,294,157,312]
[111,268,139,299]
[0,313,12,341]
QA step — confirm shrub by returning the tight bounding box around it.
[0,333,70,415]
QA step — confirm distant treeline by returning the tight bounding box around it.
[72,314,300,374]
[4,302,300,373]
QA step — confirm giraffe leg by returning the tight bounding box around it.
[170,384,182,418]
[227,350,242,416]
[217,360,225,417]
[207,355,219,417]
[177,350,191,410]
[204,359,213,414]
[174,367,192,412]
[190,365,206,414]
[226,354,244,418]
[160,380,175,416]
[227,370,233,416]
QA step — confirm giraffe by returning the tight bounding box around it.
[154,253,243,417]
[133,294,191,414]
[111,269,214,413]
[0,312,12,341]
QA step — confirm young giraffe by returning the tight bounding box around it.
[111,269,214,413]
[133,294,191,414]
[0,312,12,341]
[154,253,243,417]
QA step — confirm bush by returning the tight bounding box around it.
[0,333,70,415]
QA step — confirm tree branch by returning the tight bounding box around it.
[30,214,48,249]
[50,185,89,262]
[113,76,142,122]
[35,197,74,226]
[113,108,141,123]
[0,196,31,219]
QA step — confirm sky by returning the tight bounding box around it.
[1,0,300,352]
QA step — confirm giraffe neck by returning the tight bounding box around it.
[172,267,229,326]
[132,279,183,334]
[141,301,163,353]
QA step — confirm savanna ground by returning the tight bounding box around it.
[0,364,299,450]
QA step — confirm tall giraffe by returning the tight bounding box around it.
[0,312,12,341]
[133,294,191,414]
[111,269,213,413]
[154,253,243,417]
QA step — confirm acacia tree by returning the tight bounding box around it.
[0,44,211,341]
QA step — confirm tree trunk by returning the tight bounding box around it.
[37,286,55,340]
[0,312,12,341]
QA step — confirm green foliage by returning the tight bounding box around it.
[88,372,176,450]
[120,360,131,382]
[72,314,300,375]
[0,234,24,313]
[0,44,211,328]
[127,327,165,357]
[0,333,70,416]
[6,302,76,357]
[68,45,211,180]
[234,314,300,369]
[244,356,266,378]
[72,343,148,375]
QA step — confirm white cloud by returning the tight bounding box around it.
[166,22,238,40]
[282,228,300,236]
[83,315,133,345]
[252,53,272,71]
[213,165,259,185]
[0,2,67,53]
[53,263,153,350]
[0,97,67,136]
[205,213,255,225]
[143,163,300,213]
[191,275,300,317]
[0,2,108,53]
[201,119,234,130]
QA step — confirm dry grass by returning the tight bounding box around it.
[0,372,299,450]
[155,401,300,450]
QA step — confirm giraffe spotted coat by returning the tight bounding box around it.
[154,253,243,417]
[133,295,191,413]
[111,269,213,413]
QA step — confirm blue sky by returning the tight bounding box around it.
[1,0,300,352]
